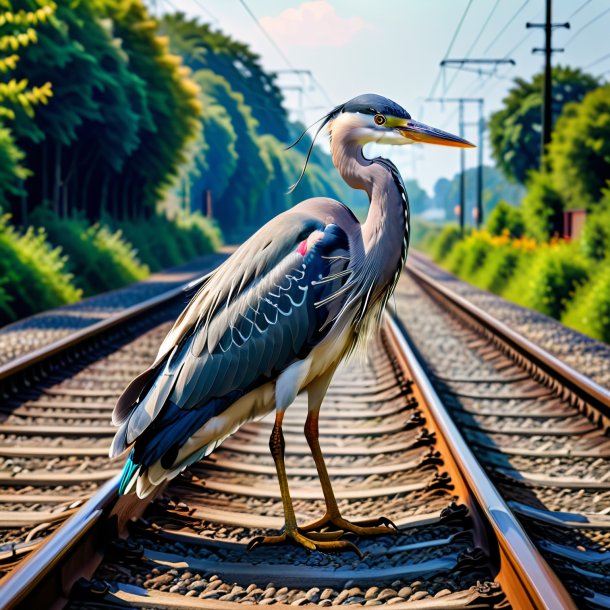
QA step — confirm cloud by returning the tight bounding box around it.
[260,1,369,48]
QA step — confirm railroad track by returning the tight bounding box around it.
[0,254,604,609]
[396,258,610,609]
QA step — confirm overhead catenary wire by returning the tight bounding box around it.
[426,0,475,99]
[584,51,610,70]
[443,0,503,95]
[482,0,530,54]
[564,5,610,46]
[190,0,220,24]
[567,0,593,20]
[237,0,332,111]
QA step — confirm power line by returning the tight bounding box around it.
[190,0,220,24]
[443,0,503,95]
[482,0,530,54]
[584,51,610,70]
[567,0,593,20]
[427,0,475,99]
[238,0,297,72]
[565,5,610,46]
[237,0,332,111]
[465,0,503,60]
[310,74,334,106]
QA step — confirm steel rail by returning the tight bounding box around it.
[0,278,209,383]
[407,263,610,421]
[0,307,577,610]
[385,316,576,610]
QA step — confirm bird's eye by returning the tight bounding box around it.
[374,114,386,126]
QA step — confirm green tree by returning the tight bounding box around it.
[489,66,599,184]
[547,84,610,209]
[107,0,202,219]
[193,69,269,233]
[0,124,26,209]
[160,13,288,141]
[404,179,430,215]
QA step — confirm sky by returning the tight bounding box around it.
[158,0,610,194]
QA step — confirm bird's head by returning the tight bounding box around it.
[287,93,473,192]
[329,93,475,148]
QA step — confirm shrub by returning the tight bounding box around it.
[0,216,81,323]
[522,170,564,241]
[503,243,589,319]
[580,205,610,262]
[441,231,498,281]
[444,239,469,275]
[430,224,463,262]
[486,201,525,238]
[86,225,149,291]
[473,245,525,294]
[563,263,610,342]
[119,213,221,271]
[31,210,149,296]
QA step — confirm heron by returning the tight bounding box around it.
[110,93,473,555]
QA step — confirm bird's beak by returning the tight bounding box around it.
[395,120,475,148]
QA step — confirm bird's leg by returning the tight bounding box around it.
[300,410,398,537]
[247,410,362,556]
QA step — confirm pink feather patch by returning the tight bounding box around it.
[297,240,308,256]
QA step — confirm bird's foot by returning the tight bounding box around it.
[247,527,363,557]
[300,512,399,537]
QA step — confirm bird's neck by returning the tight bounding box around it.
[331,134,410,281]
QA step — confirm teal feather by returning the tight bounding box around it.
[118,453,138,495]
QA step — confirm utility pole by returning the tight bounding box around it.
[458,100,465,236]
[466,100,485,228]
[527,0,569,166]
[427,97,483,235]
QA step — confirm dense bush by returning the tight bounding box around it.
[548,85,610,208]
[448,232,494,280]
[430,224,464,262]
[486,201,525,238]
[472,243,529,294]
[0,216,81,323]
[31,210,148,296]
[119,213,221,271]
[504,243,589,319]
[580,203,610,262]
[522,170,564,241]
[563,264,610,343]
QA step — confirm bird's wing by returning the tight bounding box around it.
[110,214,357,472]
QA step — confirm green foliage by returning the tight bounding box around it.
[430,224,463,262]
[547,85,610,209]
[0,122,25,208]
[580,202,610,262]
[118,213,221,272]
[31,208,148,295]
[410,220,442,250]
[473,245,525,294]
[403,179,430,215]
[522,170,564,240]
[504,243,589,319]
[563,263,610,342]
[160,13,289,141]
[432,166,525,223]
[193,69,270,234]
[489,66,600,184]
[1,0,201,222]
[0,214,80,323]
[486,201,525,238]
